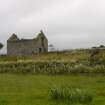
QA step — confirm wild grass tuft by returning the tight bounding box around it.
[50,87,93,104]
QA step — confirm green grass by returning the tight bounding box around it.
[0,50,105,104]
[0,51,89,62]
[0,74,104,105]
[50,87,93,104]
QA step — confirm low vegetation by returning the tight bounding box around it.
[0,49,104,105]
[0,74,104,105]
[50,87,93,104]
[0,49,105,74]
[0,60,105,75]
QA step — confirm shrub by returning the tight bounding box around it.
[50,87,93,104]
[91,65,105,74]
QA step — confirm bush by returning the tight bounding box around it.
[50,87,93,104]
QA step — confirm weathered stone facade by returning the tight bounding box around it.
[7,31,48,56]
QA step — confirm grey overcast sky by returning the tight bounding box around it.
[0,0,105,52]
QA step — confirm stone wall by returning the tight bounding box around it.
[7,35,48,56]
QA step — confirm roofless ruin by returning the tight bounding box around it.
[7,31,48,56]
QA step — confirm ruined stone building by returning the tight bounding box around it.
[7,31,48,56]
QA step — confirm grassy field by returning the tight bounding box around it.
[0,50,105,75]
[0,50,105,105]
[0,74,104,105]
[0,50,90,62]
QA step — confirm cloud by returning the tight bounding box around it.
[0,0,105,52]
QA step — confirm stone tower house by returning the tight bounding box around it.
[7,31,48,56]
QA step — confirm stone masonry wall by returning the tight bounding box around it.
[7,38,48,56]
